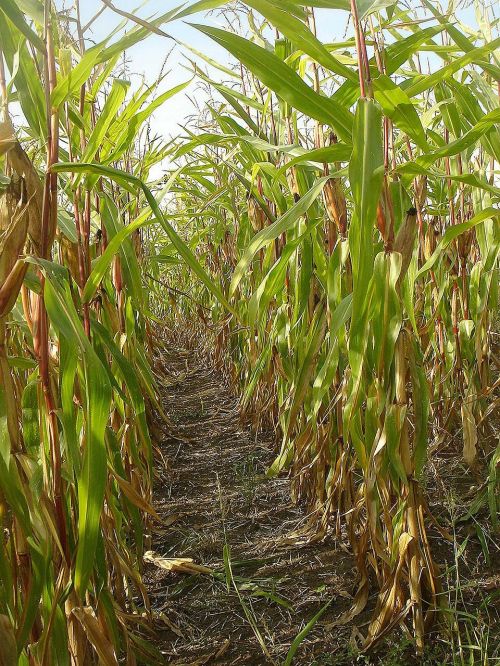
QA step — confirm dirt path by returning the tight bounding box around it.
[143,346,357,665]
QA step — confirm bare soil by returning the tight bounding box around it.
[142,343,499,666]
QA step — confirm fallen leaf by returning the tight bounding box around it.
[144,551,213,575]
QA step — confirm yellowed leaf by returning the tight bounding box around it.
[398,531,413,557]
[0,615,17,666]
[72,607,118,666]
[110,469,160,519]
[0,121,15,157]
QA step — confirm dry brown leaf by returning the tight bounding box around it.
[170,640,230,666]
[324,574,369,629]
[144,550,213,575]
[398,531,413,557]
[213,639,231,660]
[72,607,118,666]
[159,612,185,638]
[7,143,46,255]
[0,259,28,318]
[363,599,414,651]
[461,401,478,467]
[110,469,160,519]
[0,615,17,666]
[394,208,418,287]
[323,176,347,235]
[163,513,181,526]
[0,121,15,157]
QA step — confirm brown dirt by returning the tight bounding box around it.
[142,343,500,666]
[142,345,358,665]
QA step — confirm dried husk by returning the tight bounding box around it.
[0,176,29,316]
[393,208,417,288]
[423,218,438,261]
[0,120,16,157]
[6,142,47,255]
[60,234,83,287]
[323,176,347,236]
[0,176,29,272]
[247,194,265,232]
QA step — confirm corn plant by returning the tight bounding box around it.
[0,1,224,663]
[0,0,498,661]
[154,0,500,653]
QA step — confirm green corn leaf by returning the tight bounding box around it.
[34,258,112,598]
[104,80,191,164]
[21,380,39,452]
[51,46,104,108]
[230,177,330,296]
[96,8,182,63]
[92,320,152,467]
[0,18,47,139]
[0,0,45,52]
[17,0,44,24]
[285,305,326,440]
[411,108,500,169]
[421,0,500,81]
[373,75,428,151]
[408,337,429,478]
[51,162,237,317]
[59,338,80,476]
[276,146,351,177]
[384,404,408,485]
[99,194,145,306]
[79,79,130,167]
[191,24,354,142]
[248,235,303,329]
[405,38,500,98]
[348,98,384,380]
[372,251,402,381]
[172,0,227,20]
[265,0,394,15]
[243,0,356,82]
[284,596,334,666]
[82,213,154,304]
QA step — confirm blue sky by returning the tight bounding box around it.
[57,1,485,145]
[61,1,349,139]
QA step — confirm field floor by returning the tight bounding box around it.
[142,344,499,666]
